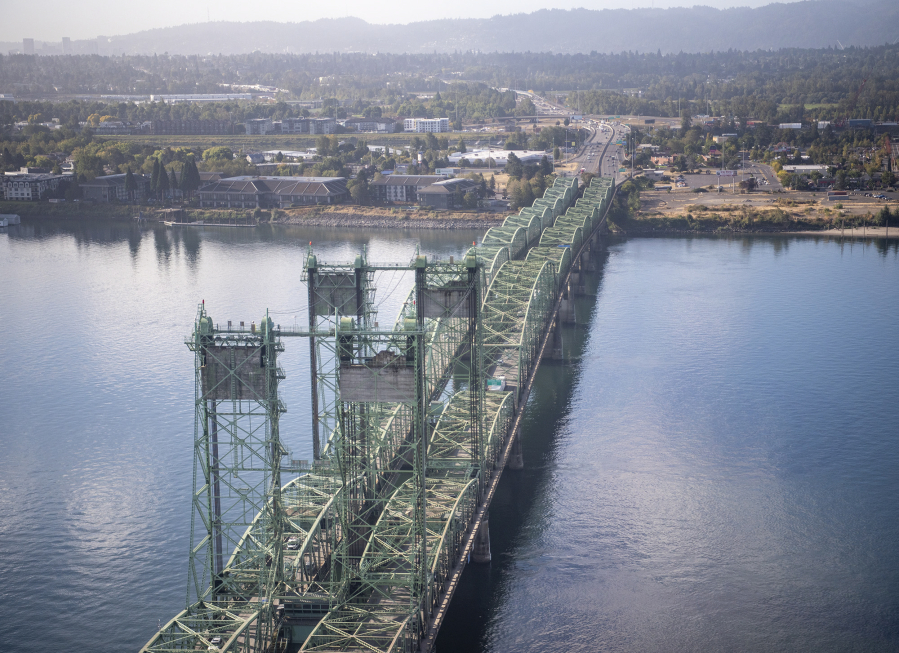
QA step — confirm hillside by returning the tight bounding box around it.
[3,0,898,56]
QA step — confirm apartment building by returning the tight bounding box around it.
[404,118,450,133]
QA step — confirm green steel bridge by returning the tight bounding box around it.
[141,173,617,653]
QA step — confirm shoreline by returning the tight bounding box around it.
[4,202,896,238]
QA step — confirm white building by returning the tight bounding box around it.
[404,118,449,133]
[149,94,253,104]
[447,149,552,167]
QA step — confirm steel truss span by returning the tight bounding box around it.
[142,174,616,653]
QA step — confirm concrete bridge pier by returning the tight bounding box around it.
[560,284,576,324]
[583,238,598,273]
[507,431,524,470]
[546,317,564,359]
[472,516,492,563]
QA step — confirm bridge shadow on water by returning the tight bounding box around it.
[435,242,614,653]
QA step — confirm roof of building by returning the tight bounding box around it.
[198,176,347,197]
[369,175,445,186]
[417,178,478,195]
[344,116,391,123]
[79,173,149,187]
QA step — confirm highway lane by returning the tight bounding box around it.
[562,119,629,183]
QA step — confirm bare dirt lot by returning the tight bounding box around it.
[639,187,897,221]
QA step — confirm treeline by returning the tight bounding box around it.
[3,44,899,121]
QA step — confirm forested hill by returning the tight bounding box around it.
[5,0,898,55]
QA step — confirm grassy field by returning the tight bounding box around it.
[103,132,506,151]
[776,103,839,111]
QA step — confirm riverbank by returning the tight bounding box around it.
[0,201,139,219]
[270,206,507,229]
[0,201,509,229]
[612,208,899,238]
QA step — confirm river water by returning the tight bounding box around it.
[1,221,898,652]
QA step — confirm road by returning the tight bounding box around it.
[561,118,629,183]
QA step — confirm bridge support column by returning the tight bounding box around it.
[560,286,576,324]
[543,317,564,360]
[472,516,492,564]
[507,431,524,470]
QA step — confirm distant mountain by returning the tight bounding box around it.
[6,0,899,56]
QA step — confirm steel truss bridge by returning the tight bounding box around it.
[141,173,617,653]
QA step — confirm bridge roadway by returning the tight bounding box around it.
[141,161,620,653]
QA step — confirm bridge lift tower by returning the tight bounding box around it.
[142,248,484,653]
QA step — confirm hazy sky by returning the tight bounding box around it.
[4,0,799,42]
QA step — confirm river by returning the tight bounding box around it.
[1,220,897,652]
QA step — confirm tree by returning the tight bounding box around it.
[349,179,370,205]
[157,164,170,200]
[540,155,552,176]
[453,186,465,210]
[457,137,467,154]
[882,170,895,188]
[680,110,692,137]
[463,190,478,209]
[170,169,179,200]
[73,148,104,180]
[553,146,561,161]
[124,167,137,202]
[151,158,161,192]
[202,146,234,161]
[505,152,523,179]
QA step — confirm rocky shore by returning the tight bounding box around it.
[274,211,504,230]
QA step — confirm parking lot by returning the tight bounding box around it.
[671,164,782,192]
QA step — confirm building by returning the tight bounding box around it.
[197,176,348,209]
[259,150,317,162]
[309,118,336,135]
[848,119,874,129]
[280,117,309,134]
[288,99,324,109]
[779,123,802,130]
[92,121,133,135]
[267,117,336,135]
[782,165,829,174]
[369,175,447,203]
[149,94,252,103]
[245,118,275,135]
[81,173,151,202]
[404,118,450,133]
[2,169,67,201]
[417,178,479,210]
[151,119,231,135]
[344,117,396,133]
[447,149,551,168]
